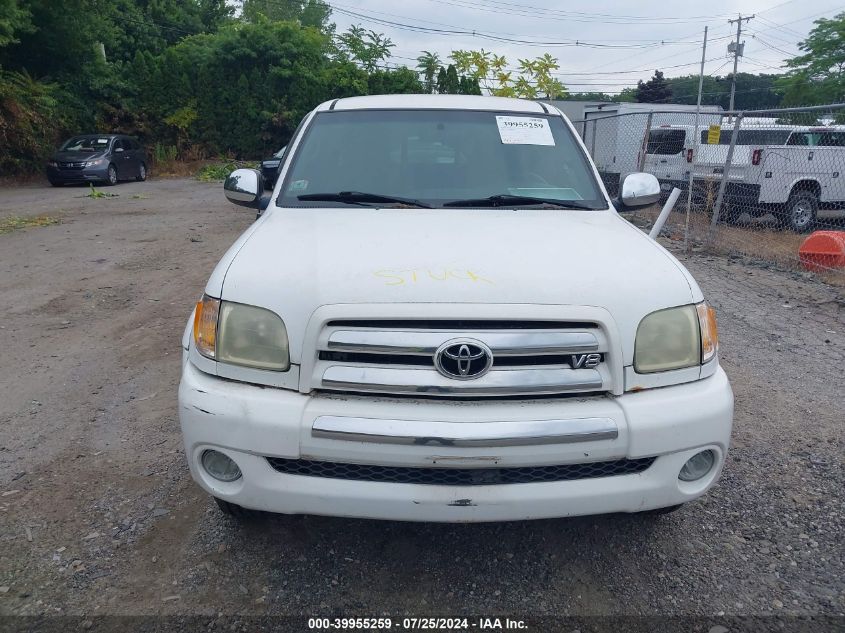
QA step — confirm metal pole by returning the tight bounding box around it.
[637,112,653,172]
[729,17,741,114]
[590,119,597,158]
[727,14,753,118]
[684,26,708,252]
[708,112,744,236]
[650,187,682,240]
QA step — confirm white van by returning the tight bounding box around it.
[643,124,699,192]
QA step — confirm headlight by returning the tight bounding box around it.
[634,302,718,373]
[84,159,105,167]
[696,302,719,364]
[193,295,290,371]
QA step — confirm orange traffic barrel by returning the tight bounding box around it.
[799,230,845,272]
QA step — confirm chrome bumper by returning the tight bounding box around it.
[311,415,618,447]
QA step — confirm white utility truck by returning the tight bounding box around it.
[694,124,845,231]
[179,95,733,523]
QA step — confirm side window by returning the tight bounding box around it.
[113,138,124,151]
[787,133,810,146]
[819,132,845,147]
[647,130,686,155]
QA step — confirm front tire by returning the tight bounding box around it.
[781,191,818,233]
[213,497,261,520]
[106,164,118,186]
[720,205,743,225]
[136,162,147,182]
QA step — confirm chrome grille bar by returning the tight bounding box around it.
[327,330,599,356]
[321,365,603,396]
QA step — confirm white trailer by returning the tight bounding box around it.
[580,103,722,195]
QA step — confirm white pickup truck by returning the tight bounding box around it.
[650,124,845,231]
[178,95,733,523]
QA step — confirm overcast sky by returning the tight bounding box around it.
[328,0,844,94]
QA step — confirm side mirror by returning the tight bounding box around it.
[615,173,660,212]
[224,168,265,209]
[115,147,125,153]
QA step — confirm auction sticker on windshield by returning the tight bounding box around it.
[495,116,555,146]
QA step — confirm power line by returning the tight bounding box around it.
[414,0,734,25]
[754,6,843,34]
[755,0,800,17]
[390,52,741,80]
[331,5,717,48]
[750,34,798,57]
[743,56,788,71]
[580,23,735,73]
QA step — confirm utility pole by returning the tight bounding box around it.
[727,14,754,113]
[684,26,707,252]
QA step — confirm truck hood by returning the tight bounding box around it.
[215,207,698,364]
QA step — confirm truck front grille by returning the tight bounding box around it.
[265,457,656,486]
[311,319,613,398]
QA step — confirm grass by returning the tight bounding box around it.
[0,215,61,234]
[86,183,118,198]
[632,203,845,288]
[195,160,260,183]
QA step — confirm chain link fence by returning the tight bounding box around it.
[573,104,845,286]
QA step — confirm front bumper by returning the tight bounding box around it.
[46,165,110,183]
[178,362,733,522]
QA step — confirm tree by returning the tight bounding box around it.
[665,72,782,109]
[635,70,672,103]
[450,49,566,99]
[367,67,424,95]
[416,50,441,93]
[562,91,616,102]
[436,64,461,94]
[241,0,331,30]
[0,0,31,48]
[459,75,481,95]
[518,53,566,99]
[336,25,394,72]
[779,12,845,105]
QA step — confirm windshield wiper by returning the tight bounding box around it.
[297,191,431,208]
[443,194,600,210]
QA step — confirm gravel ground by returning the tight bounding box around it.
[0,178,842,620]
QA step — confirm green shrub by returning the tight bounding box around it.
[0,70,84,175]
[152,143,178,165]
[196,160,259,182]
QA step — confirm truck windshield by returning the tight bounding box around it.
[277,109,606,209]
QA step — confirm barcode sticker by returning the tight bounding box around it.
[496,116,555,146]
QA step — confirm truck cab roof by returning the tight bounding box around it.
[315,94,554,115]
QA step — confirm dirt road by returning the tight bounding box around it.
[0,178,843,620]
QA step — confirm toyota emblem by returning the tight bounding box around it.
[434,339,493,380]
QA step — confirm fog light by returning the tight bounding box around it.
[679,450,715,482]
[201,450,242,482]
